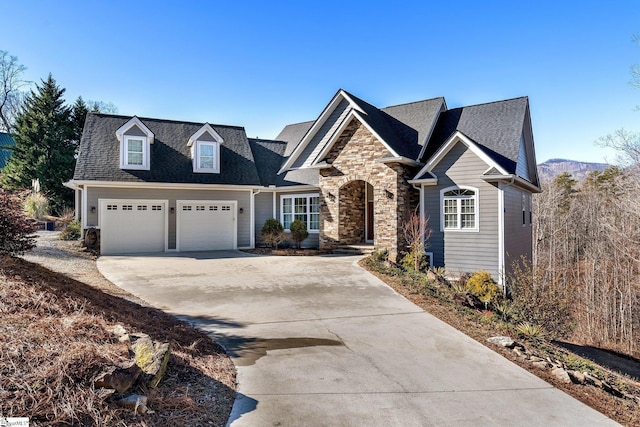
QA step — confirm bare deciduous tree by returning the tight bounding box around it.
[0,50,29,132]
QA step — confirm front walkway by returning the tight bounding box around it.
[98,252,618,426]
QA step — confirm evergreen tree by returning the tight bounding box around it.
[0,74,75,211]
[70,96,89,146]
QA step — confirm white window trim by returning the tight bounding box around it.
[280,193,320,233]
[193,140,220,173]
[440,185,479,232]
[120,135,150,170]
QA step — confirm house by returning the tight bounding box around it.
[66,89,540,284]
[0,132,15,169]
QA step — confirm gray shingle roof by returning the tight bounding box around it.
[344,91,443,160]
[275,121,314,157]
[0,132,15,169]
[74,113,262,185]
[421,97,529,174]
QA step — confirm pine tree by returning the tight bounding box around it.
[1,74,75,211]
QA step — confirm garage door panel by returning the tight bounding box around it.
[100,201,166,255]
[178,202,235,251]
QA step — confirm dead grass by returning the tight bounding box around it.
[0,255,236,426]
[361,257,640,427]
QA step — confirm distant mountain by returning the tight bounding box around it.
[537,158,610,182]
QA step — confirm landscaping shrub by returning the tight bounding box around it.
[60,219,81,241]
[465,270,500,305]
[373,248,389,261]
[400,251,430,272]
[0,190,36,256]
[23,192,49,219]
[261,218,286,249]
[289,219,308,248]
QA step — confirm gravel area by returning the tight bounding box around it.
[21,231,147,304]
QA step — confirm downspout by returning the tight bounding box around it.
[250,188,262,249]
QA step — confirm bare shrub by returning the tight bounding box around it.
[508,257,572,338]
[402,212,432,272]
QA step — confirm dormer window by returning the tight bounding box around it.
[124,136,146,167]
[115,117,154,171]
[194,140,220,173]
[188,123,223,174]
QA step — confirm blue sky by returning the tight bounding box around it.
[1,1,638,163]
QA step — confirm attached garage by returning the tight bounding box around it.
[177,200,237,251]
[99,199,167,255]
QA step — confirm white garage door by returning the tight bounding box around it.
[178,201,236,251]
[100,200,166,255]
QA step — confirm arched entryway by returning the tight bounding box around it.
[338,180,374,244]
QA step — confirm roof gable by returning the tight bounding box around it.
[116,116,154,144]
[421,97,529,175]
[188,123,224,146]
[413,131,509,181]
[279,90,444,173]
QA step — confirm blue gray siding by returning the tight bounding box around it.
[503,184,533,277]
[290,99,351,169]
[254,191,275,246]
[85,186,252,249]
[423,142,500,278]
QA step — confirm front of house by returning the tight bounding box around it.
[67,89,540,283]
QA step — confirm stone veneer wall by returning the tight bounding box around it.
[318,118,417,261]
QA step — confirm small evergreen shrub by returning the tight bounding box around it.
[465,270,500,304]
[0,191,36,256]
[289,219,308,248]
[373,248,389,261]
[515,321,545,341]
[261,218,286,249]
[24,192,49,220]
[400,251,430,272]
[60,220,81,241]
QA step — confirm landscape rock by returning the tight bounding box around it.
[487,336,515,348]
[94,361,142,394]
[117,394,150,414]
[567,370,585,384]
[583,372,602,388]
[532,360,550,369]
[110,324,130,342]
[551,367,572,383]
[601,381,624,398]
[131,334,171,388]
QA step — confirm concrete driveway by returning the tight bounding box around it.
[98,252,617,426]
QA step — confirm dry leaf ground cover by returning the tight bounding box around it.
[0,235,236,426]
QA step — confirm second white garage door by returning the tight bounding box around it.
[177,200,236,251]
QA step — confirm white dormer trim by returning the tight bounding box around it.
[187,123,224,147]
[116,117,154,170]
[412,131,508,180]
[279,89,367,174]
[115,116,154,144]
[189,124,224,174]
[309,109,400,167]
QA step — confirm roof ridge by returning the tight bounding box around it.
[446,96,528,111]
[382,96,445,109]
[87,112,246,130]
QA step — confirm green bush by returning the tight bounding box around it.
[23,192,49,220]
[60,220,81,241]
[289,219,308,248]
[400,251,430,272]
[465,270,500,304]
[373,248,389,261]
[261,218,286,249]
